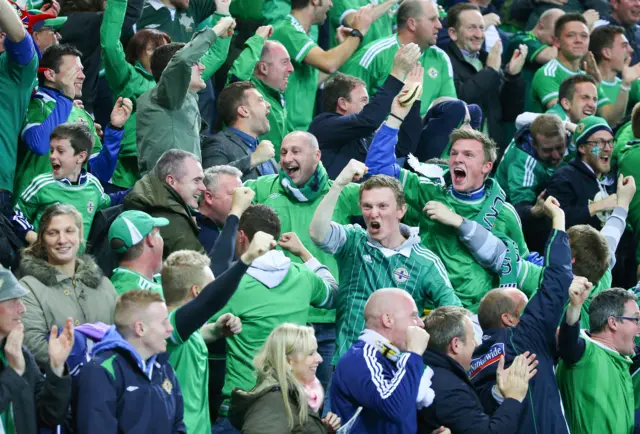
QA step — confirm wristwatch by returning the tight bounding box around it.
[350,29,364,42]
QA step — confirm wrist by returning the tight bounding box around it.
[299,250,313,262]
[50,362,64,377]
[240,252,254,264]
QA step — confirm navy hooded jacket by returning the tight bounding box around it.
[470,229,573,434]
[72,326,186,434]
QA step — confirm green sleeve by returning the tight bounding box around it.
[308,270,334,309]
[398,168,435,213]
[226,34,266,85]
[201,13,232,81]
[424,256,461,308]
[532,68,558,109]
[502,202,530,258]
[272,20,317,65]
[155,28,217,109]
[189,0,215,26]
[596,85,611,108]
[438,50,457,98]
[21,99,47,136]
[334,223,359,260]
[100,0,136,97]
[14,181,41,226]
[526,38,546,64]
[167,309,185,345]
[519,262,542,298]
[506,158,538,205]
[262,0,291,24]
[336,182,363,217]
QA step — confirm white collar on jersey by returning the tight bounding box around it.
[365,224,420,258]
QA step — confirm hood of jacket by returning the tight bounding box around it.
[126,171,194,219]
[365,224,421,257]
[92,325,162,378]
[228,378,282,429]
[246,250,292,288]
[19,254,103,288]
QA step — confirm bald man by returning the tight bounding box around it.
[330,288,434,434]
[470,198,575,434]
[226,26,294,158]
[243,130,363,395]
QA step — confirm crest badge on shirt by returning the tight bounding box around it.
[392,267,409,284]
[86,200,95,214]
[179,14,194,32]
[428,67,438,79]
[162,378,173,395]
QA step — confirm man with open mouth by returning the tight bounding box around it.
[310,159,462,364]
[363,94,531,315]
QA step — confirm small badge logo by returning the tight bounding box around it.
[162,378,173,395]
[87,200,95,214]
[392,267,409,284]
[576,123,585,134]
[428,67,438,78]
[362,254,373,263]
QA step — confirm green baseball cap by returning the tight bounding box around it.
[573,116,613,148]
[108,210,169,254]
[29,9,67,32]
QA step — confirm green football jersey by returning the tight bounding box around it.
[328,0,395,49]
[617,140,640,262]
[341,35,457,117]
[167,310,210,434]
[398,169,530,312]
[0,46,38,193]
[557,330,634,434]
[271,14,319,133]
[15,90,103,199]
[110,266,163,296]
[321,223,461,363]
[212,259,333,399]
[599,77,622,109]
[530,59,610,113]
[245,174,362,323]
[14,172,111,251]
[495,140,561,204]
[628,80,640,116]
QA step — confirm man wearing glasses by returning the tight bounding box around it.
[557,286,640,434]
[546,116,618,231]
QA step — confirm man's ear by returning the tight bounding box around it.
[336,96,348,113]
[190,285,200,298]
[448,27,457,42]
[560,97,571,111]
[43,68,56,83]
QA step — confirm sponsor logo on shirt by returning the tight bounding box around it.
[268,193,282,200]
[162,378,173,395]
[362,254,373,263]
[126,386,139,392]
[392,267,409,284]
[144,24,162,29]
[87,200,95,214]
[428,67,439,79]
[468,343,504,379]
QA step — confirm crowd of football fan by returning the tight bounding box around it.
[1,0,640,432]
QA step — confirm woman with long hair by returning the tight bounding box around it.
[229,323,341,433]
[19,204,117,368]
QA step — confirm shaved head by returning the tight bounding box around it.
[260,40,287,62]
[282,130,319,151]
[540,8,565,25]
[364,288,422,350]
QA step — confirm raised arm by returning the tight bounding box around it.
[100,0,137,96]
[170,231,275,343]
[226,27,271,84]
[303,5,373,74]
[558,277,593,365]
[0,0,27,44]
[200,12,236,81]
[309,159,367,245]
[601,175,636,269]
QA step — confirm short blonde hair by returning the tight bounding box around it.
[114,290,165,336]
[359,175,406,207]
[161,250,211,306]
[253,323,317,429]
[449,128,498,163]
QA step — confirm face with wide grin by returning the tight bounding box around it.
[279,135,320,186]
[43,214,82,266]
[448,139,492,193]
[580,130,614,175]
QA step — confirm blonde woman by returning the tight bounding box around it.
[19,204,117,368]
[229,323,341,434]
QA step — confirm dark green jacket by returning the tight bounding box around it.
[124,171,204,258]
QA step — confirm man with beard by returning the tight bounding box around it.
[270,0,373,132]
[531,13,609,113]
[341,0,456,117]
[310,163,461,363]
[202,81,277,180]
[546,116,617,230]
